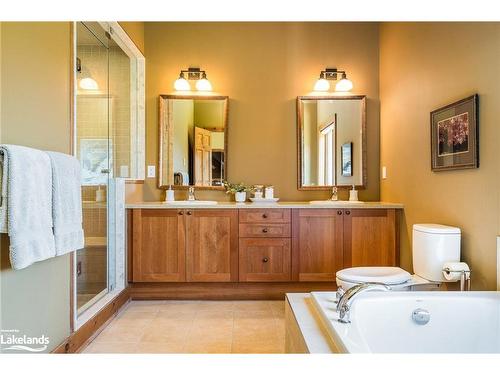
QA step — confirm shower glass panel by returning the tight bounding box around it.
[75,22,111,315]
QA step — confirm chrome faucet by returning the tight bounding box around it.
[330,186,338,201]
[337,283,391,323]
[187,186,196,201]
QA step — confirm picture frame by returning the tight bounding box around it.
[430,94,479,171]
[341,142,353,177]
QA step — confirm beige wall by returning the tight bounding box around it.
[120,22,145,55]
[143,22,380,202]
[380,23,500,290]
[0,22,71,352]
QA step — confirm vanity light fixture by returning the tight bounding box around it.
[313,68,353,92]
[174,67,213,92]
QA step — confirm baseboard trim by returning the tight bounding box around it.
[52,287,130,353]
[130,282,336,300]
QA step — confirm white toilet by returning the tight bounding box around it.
[336,224,461,291]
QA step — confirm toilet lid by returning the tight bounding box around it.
[336,267,412,285]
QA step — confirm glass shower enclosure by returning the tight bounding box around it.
[72,21,144,326]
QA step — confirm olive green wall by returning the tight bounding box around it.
[380,22,500,290]
[143,22,381,202]
[0,22,72,352]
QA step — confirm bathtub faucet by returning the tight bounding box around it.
[337,282,391,323]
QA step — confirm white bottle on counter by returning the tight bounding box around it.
[165,185,175,202]
[265,186,274,199]
[349,184,358,201]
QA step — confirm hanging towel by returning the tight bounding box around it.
[46,151,84,256]
[0,145,56,270]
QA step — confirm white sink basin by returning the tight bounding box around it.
[309,200,364,205]
[163,200,218,206]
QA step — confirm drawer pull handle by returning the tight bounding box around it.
[337,210,342,215]
[345,211,350,215]
[262,213,268,219]
[262,257,269,263]
[187,211,192,216]
[262,228,269,233]
[178,211,184,216]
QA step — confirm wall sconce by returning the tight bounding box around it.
[174,67,213,92]
[76,57,99,91]
[313,68,353,92]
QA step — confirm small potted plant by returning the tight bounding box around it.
[223,181,249,203]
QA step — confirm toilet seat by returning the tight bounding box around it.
[336,267,412,285]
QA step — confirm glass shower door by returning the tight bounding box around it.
[74,21,111,315]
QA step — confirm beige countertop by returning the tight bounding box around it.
[125,201,404,209]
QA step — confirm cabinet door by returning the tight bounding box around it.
[292,209,344,281]
[186,209,238,282]
[343,209,397,267]
[239,238,291,282]
[132,209,186,282]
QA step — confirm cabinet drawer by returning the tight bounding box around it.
[239,223,291,238]
[239,209,291,223]
[239,238,291,282]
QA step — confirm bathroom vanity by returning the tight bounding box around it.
[126,202,402,299]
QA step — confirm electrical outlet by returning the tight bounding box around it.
[382,166,387,179]
[147,165,156,178]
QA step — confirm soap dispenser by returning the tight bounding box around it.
[349,184,358,202]
[165,185,175,202]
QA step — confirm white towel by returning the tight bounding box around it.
[46,151,84,256]
[0,145,56,270]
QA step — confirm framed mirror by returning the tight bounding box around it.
[159,94,229,189]
[297,95,366,190]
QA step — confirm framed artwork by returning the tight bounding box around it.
[341,142,353,177]
[431,94,479,171]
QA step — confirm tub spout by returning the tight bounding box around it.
[337,282,391,323]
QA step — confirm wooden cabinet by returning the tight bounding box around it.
[239,238,291,282]
[131,209,237,282]
[132,209,186,282]
[292,208,397,282]
[343,209,397,267]
[130,207,398,286]
[292,209,344,282]
[186,209,238,282]
[238,208,292,282]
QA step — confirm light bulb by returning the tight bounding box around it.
[79,77,99,90]
[174,76,190,91]
[196,78,212,92]
[335,77,353,92]
[313,78,330,92]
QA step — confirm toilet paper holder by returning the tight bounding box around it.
[442,267,471,291]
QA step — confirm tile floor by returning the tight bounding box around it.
[82,300,285,354]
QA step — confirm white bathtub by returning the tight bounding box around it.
[311,291,500,353]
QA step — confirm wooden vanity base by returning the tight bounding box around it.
[129,282,336,300]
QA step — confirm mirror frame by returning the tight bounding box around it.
[158,94,229,190]
[296,95,367,191]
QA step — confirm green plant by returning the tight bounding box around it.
[223,181,249,194]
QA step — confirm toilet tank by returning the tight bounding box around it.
[412,224,461,282]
